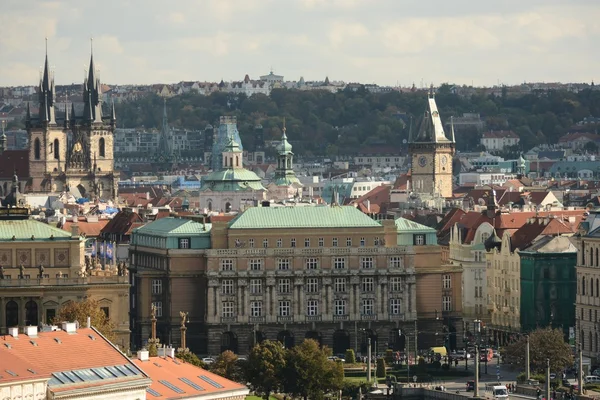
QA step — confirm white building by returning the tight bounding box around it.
[459,172,517,187]
[481,131,520,152]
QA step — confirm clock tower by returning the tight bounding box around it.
[409,87,455,198]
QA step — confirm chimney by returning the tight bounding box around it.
[8,327,19,338]
[365,199,371,212]
[86,316,91,328]
[167,346,175,359]
[61,322,77,333]
[137,349,150,361]
[71,224,80,238]
[157,347,167,357]
[25,326,38,337]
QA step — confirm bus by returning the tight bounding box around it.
[480,348,493,362]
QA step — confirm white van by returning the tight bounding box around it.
[491,385,509,399]
[585,375,600,384]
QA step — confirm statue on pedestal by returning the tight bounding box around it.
[38,264,45,279]
[0,265,4,280]
[19,264,25,279]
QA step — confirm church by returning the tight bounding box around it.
[409,88,455,198]
[26,45,117,200]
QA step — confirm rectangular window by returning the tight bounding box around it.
[304,238,310,248]
[307,300,319,316]
[263,239,268,248]
[374,237,380,246]
[361,257,374,269]
[362,277,374,292]
[346,237,352,247]
[318,238,324,247]
[334,299,346,315]
[179,238,190,249]
[291,238,296,248]
[101,307,110,319]
[278,278,291,293]
[151,279,162,295]
[305,258,319,270]
[249,259,263,271]
[277,238,283,248]
[390,299,402,315]
[334,277,346,293]
[220,259,234,271]
[443,296,452,311]
[46,308,56,324]
[333,257,346,269]
[332,238,338,247]
[414,234,425,246]
[390,277,402,292]
[248,239,254,248]
[221,279,234,295]
[389,256,402,268]
[360,237,366,247]
[277,258,290,270]
[152,301,163,317]
[443,274,451,289]
[279,301,291,316]
[250,301,262,317]
[361,299,374,315]
[222,302,234,317]
[250,279,262,294]
[306,278,319,293]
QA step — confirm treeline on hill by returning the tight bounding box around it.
[114,84,600,157]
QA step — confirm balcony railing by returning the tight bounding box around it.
[306,315,322,322]
[221,316,237,323]
[333,314,349,321]
[0,276,129,287]
[361,314,377,320]
[206,246,411,258]
[390,313,405,320]
[249,316,265,323]
[277,316,294,323]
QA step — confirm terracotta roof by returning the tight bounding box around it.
[61,219,109,237]
[100,210,144,236]
[209,214,236,223]
[350,184,391,214]
[134,356,248,399]
[0,150,29,179]
[393,173,410,190]
[511,217,576,251]
[0,349,43,383]
[482,130,519,139]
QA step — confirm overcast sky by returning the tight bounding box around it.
[1,0,598,87]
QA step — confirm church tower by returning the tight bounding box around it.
[154,99,176,170]
[27,41,68,189]
[408,87,455,198]
[273,120,301,187]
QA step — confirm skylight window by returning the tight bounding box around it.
[179,377,205,391]
[5,370,17,377]
[147,388,162,397]
[159,380,185,394]
[198,375,224,388]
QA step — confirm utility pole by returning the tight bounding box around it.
[546,358,551,400]
[474,346,480,398]
[367,337,372,383]
[525,335,531,381]
[578,346,583,396]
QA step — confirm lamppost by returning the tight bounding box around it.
[400,329,410,383]
[525,335,531,381]
[474,319,482,398]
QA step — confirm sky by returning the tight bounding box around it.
[1,0,599,87]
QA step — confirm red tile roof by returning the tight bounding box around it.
[134,356,248,399]
[100,210,144,237]
[350,184,391,214]
[482,130,519,139]
[61,219,109,237]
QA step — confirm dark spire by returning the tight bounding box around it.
[87,38,97,91]
[70,102,76,122]
[41,38,51,93]
[408,116,414,143]
[26,102,31,122]
[41,92,49,122]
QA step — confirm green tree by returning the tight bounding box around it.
[345,349,356,364]
[584,141,599,154]
[246,340,287,399]
[211,350,241,381]
[176,351,206,368]
[502,328,573,374]
[376,358,387,378]
[54,298,116,342]
[283,339,344,400]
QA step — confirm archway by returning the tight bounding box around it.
[360,329,377,355]
[25,301,38,326]
[447,322,457,351]
[220,331,238,354]
[5,300,18,327]
[225,202,232,213]
[305,331,322,346]
[277,330,295,349]
[389,329,405,351]
[332,330,350,356]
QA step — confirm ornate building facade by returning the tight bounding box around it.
[0,208,130,348]
[27,48,117,200]
[409,88,455,198]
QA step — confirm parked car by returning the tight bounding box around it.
[550,373,557,380]
[585,375,600,384]
[327,356,345,362]
[592,369,600,377]
[202,357,215,365]
[492,350,500,358]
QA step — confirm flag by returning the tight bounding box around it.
[91,241,97,257]
[98,242,105,258]
[106,243,114,260]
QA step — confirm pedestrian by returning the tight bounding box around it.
[455,359,459,367]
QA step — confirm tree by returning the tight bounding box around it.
[376,358,387,378]
[54,298,116,342]
[246,340,287,399]
[502,328,573,374]
[345,349,356,364]
[584,141,599,154]
[283,339,344,400]
[176,351,206,369]
[211,350,241,381]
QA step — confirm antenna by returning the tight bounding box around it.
[45,37,48,56]
[90,37,93,54]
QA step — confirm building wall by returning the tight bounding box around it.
[575,235,600,362]
[410,143,454,198]
[0,380,47,400]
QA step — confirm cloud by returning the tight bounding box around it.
[0,0,597,86]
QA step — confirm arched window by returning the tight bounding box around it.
[597,279,599,298]
[25,300,38,326]
[34,138,41,160]
[236,156,239,167]
[53,139,59,159]
[229,157,233,167]
[592,279,595,297]
[5,300,18,327]
[596,248,599,268]
[99,137,105,157]
[583,277,587,296]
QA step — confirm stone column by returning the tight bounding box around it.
[376,280,382,316]
[207,279,216,322]
[237,284,243,317]
[215,286,221,318]
[37,297,43,326]
[265,284,271,323]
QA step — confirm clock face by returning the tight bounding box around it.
[441,156,448,166]
[418,156,427,167]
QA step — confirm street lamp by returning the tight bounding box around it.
[474,319,481,398]
[400,329,410,384]
[525,335,531,381]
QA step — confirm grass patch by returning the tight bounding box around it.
[344,376,385,384]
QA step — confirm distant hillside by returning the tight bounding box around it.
[114,84,600,157]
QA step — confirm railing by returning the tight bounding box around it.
[221,316,237,323]
[277,316,294,323]
[206,246,411,258]
[0,276,129,287]
[249,316,265,323]
[333,315,349,321]
[390,313,405,320]
[306,315,322,322]
[361,314,377,320]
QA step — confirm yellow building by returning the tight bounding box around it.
[0,207,130,349]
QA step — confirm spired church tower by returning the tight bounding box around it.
[27,41,117,200]
[408,87,455,198]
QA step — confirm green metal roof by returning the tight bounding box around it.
[394,217,437,233]
[133,218,211,237]
[201,168,266,192]
[229,205,382,229]
[0,219,73,241]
